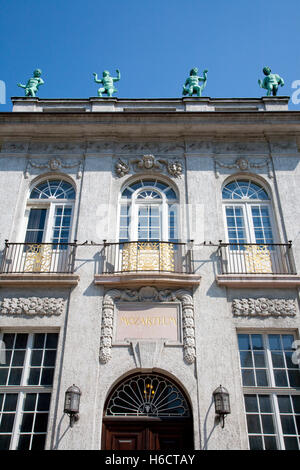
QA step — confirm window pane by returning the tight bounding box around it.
[259,395,272,413]
[23,394,37,411]
[37,394,51,411]
[240,351,253,367]
[244,395,258,412]
[31,434,46,450]
[3,394,18,411]
[0,414,15,432]
[256,370,268,387]
[0,369,9,385]
[268,335,281,350]
[17,434,31,450]
[261,414,275,434]
[251,335,263,350]
[242,369,255,386]
[28,368,41,385]
[20,413,34,432]
[281,415,296,434]
[238,334,251,350]
[15,334,28,349]
[34,413,48,432]
[41,368,54,386]
[288,370,300,388]
[12,350,26,367]
[249,435,263,450]
[271,351,285,368]
[33,334,45,349]
[278,395,292,413]
[292,396,300,413]
[282,335,294,350]
[44,350,56,367]
[8,368,23,385]
[254,351,266,367]
[264,436,277,450]
[284,437,299,450]
[31,350,43,367]
[274,370,288,387]
[296,415,300,434]
[2,334,15,349]
[247,414,261,433]
[0,434,11,450]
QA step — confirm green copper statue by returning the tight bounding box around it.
[258,67,284,96]
[93,69,121,97]
[17,69,44,97]
[182,68,208,97]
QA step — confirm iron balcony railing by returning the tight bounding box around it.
[0,241,77,274]
[101,241,195,274]
[218,241,297,275]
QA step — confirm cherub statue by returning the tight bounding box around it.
[182,68,208,97]
[18,69,44,97]
[258,67,284,96]
[93,69,121,97]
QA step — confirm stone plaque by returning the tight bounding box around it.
[115,303,180,342]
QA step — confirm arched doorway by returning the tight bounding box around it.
[102,373,194,450]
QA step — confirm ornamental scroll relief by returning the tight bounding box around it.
[0,297,65,316]
[232,298,297,317]
[25,157,83,179]
[213,157,273,179]
[100,287,195,365]
[114,155,183,178]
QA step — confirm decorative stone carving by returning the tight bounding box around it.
[25,157,83,179]
[115,159,130,178]
[213,157,272,178]
[1,142,28,153]
[232,298,297,317]
[114,155,183,178]
[131,155,161,171]
[0,297,65,316]
[118,142,184,154]
[99,287,195,365]
[29,142,86,153]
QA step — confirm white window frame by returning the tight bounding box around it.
[238,330,300,450]
[0,332,58,450]
[222,201,277,245]
[118,181,179,243]
[23,199,75,245]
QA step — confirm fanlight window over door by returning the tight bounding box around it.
[105,374,190,417]
[22,179,75,273]
[222,179,279,273]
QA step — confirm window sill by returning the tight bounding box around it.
[0,273,80,286]
[216,273,300,288]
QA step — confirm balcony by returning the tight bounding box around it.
[216,242,300,288]
[94,241,201,288]
[0,242,79,286]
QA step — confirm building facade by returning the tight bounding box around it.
[0,95,299,450]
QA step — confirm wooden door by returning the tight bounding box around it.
[102,420,193,450]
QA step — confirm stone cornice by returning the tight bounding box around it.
[1,110,300,139]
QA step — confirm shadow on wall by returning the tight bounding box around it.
[202,396,219,450]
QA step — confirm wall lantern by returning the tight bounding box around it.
[213,385,231,428]
[64,384,81,427]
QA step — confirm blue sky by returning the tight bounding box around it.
[1,0,300,110]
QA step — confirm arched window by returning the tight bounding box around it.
[102,373,194,450]
[25,179,75,245]
[105,373,190,417]
[119,179,178,242]
[222,179,275,246]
